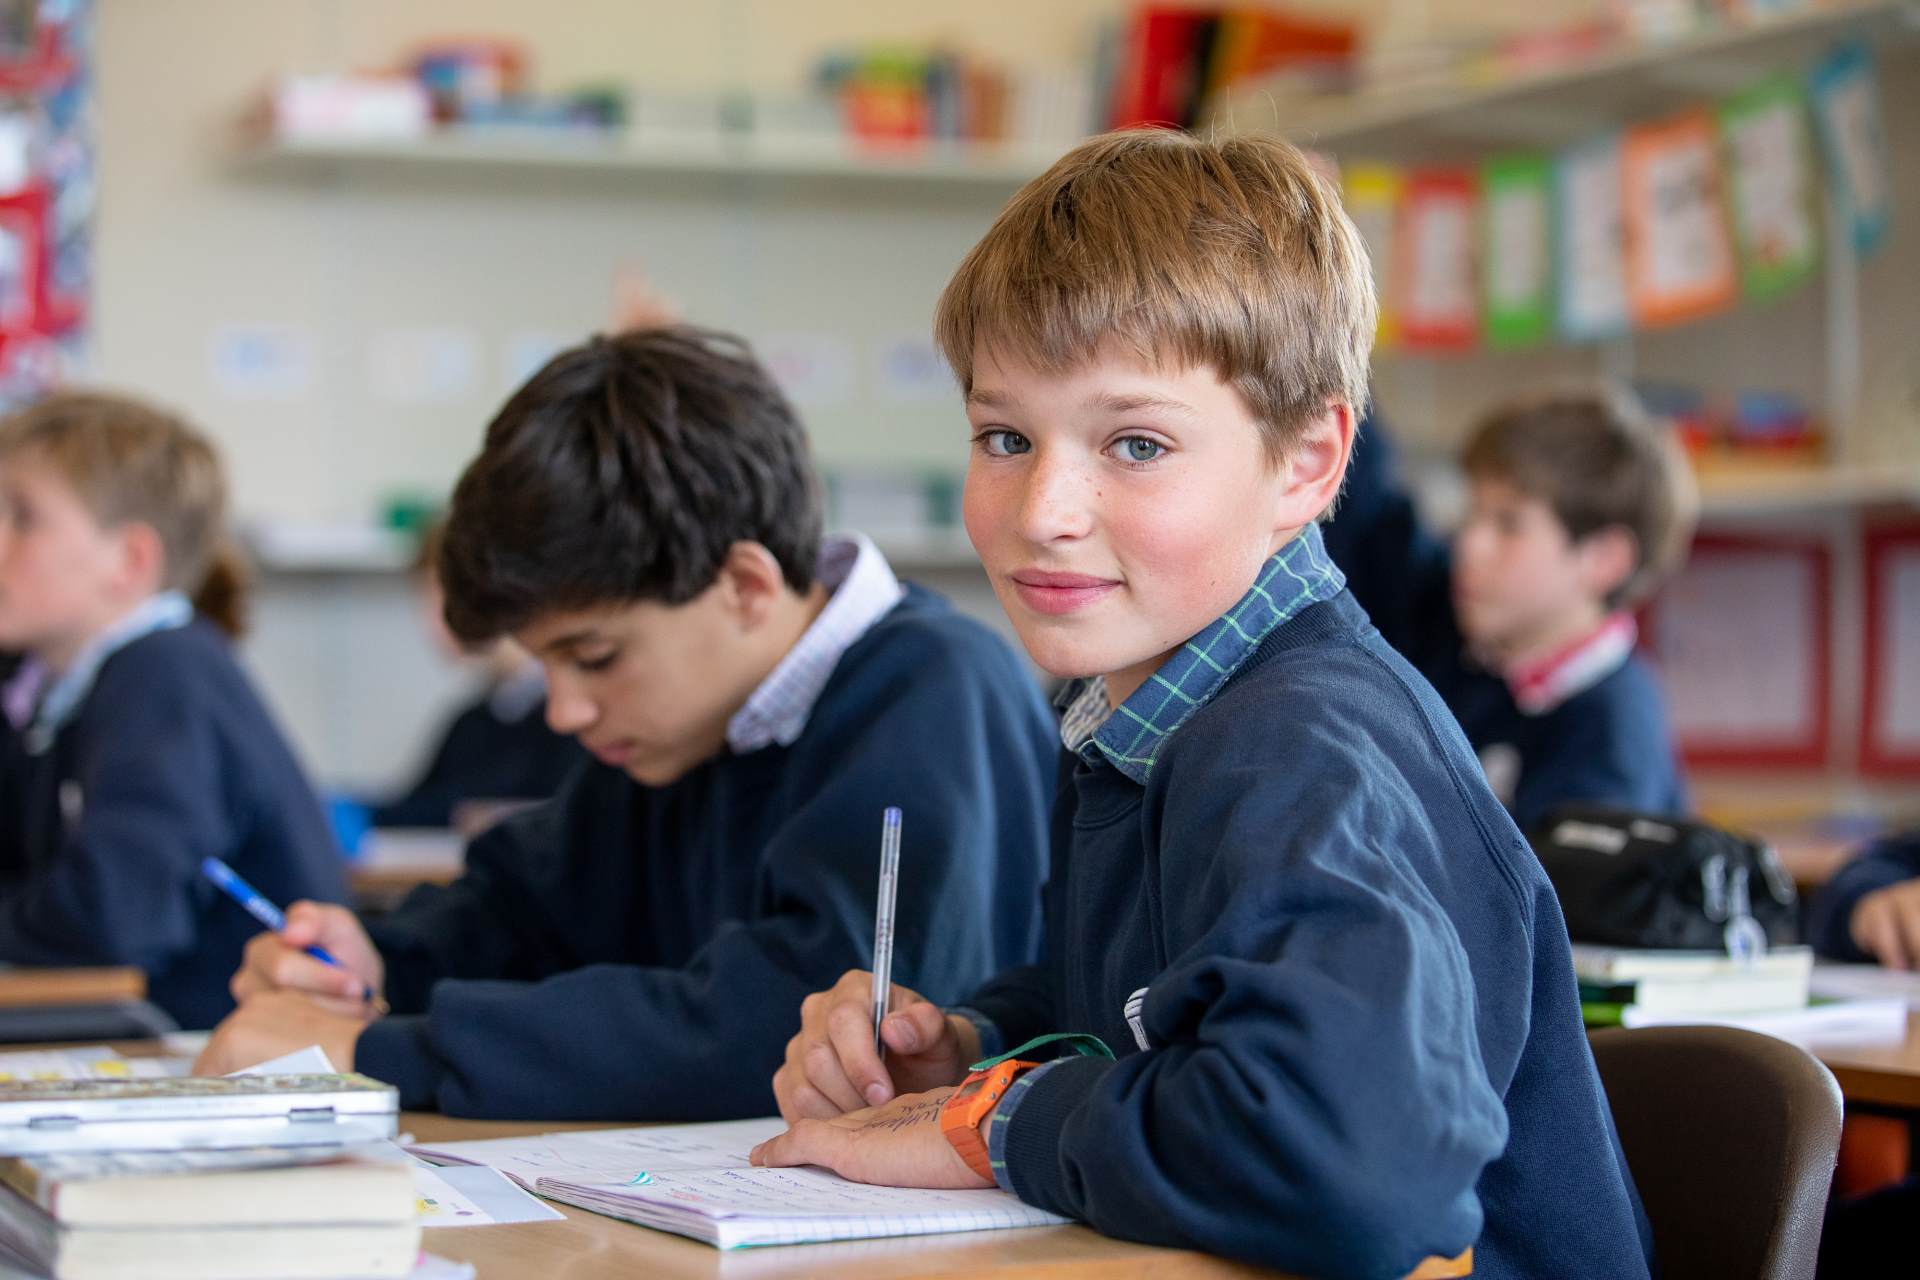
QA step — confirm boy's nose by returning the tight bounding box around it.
[543,680,598,736]
[1015,456,1093,544]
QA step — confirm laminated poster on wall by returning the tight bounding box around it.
[1480,152,1553,349]
[1555,134,1630,341]
[873,335,953,403]
[1643,534,1830,768]
[1718,76,1820,301]
[367,327,482,405]
[1341,164,1402,349]
[0,184,42,338]
[209,324,318,402]
[1809,40,1890,256]
[1623,110,1737,328]
[759,332,856,407]
[1861,526,1920,776]
[1394,168,1478,352]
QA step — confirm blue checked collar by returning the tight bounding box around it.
[1058,524,1345,784]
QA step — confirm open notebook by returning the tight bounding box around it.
[409,1116,1068,1250]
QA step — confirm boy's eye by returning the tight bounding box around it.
[975,429,1031,457]
[1109,436,1165,464]
[575,650,619,674]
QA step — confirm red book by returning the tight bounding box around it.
[1111,7,1211,130]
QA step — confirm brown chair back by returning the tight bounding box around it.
[1588,1025,1843,1280]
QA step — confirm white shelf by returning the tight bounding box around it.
[1695,461,1920,517]
[245,521,417,574]
[235,129,1067,191]
[1218,0,1920,156]
[245,520,982,575]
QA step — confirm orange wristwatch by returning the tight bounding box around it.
[940,1058,1041,1181]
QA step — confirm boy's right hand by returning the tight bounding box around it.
[1851,880,1920,970]
[230,901,385,1017]
[774,969,980,1122]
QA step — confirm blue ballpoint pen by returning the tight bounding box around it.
[201,856,383,1011]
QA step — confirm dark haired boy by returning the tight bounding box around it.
[1325,392,1695,832]
[195,327,1057,1119]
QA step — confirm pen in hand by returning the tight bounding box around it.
[871,807,902,1064]
[201,856,389,1015]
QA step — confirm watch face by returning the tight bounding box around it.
[955,1075,988,1101]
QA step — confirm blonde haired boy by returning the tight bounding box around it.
[753,130,1653,1279]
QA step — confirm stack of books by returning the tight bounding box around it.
[0,1074,416,1280]
[1576,944,1908,1045]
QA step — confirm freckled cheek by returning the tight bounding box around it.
[962,473,1016,556]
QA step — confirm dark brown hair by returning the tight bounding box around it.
[1463,387,1698,608]
[438,325,823,643]
[0,391,248,636]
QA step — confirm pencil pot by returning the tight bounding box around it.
[1532,805,1799,954]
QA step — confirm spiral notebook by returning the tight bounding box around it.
[410,1117,1068,1250]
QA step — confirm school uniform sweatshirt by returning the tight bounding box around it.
[0,619,348,1029]
[1323,418,1688,833]
[353,585,1056,1120]
[962,529,1652,1279]
[368,684,582,828]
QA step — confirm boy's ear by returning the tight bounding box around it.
[712,541,788,630]
[111,521,167,599]
[1577,524,1639,603]
[1272,399,1355,533]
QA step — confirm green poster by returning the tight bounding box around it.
[1719,76,1821,300]
[1481,153,1554,349]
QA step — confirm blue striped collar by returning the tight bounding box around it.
[1058,523,1346,784]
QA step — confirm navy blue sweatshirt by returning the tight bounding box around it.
[1807,832,1920,961]
[1323,418,1688,832]
[368,691,582,828]
[354,585,1055,1120]
[968,587,1652,1279]
[0,620,348,1029]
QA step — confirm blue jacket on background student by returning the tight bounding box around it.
[1323,418,1688,833]
[1807,831,1920,961]
[0,616,348,1030]
[365,668,582,829]
[355,584,1056,1120]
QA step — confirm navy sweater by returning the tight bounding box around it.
[369,693,582,828]
[1324,419,1688,832]
[1807,832,1920,961]
[354,585,1055,1120]
[0,620,348,1029]
[968,590,1651,1279]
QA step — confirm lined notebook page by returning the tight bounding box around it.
[409,1117,786,1188]
[412,1118,1066,1249]
[538,1165,1067,1249]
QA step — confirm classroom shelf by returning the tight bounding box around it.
[1695,461,1920,518]
[244,520,983,575]
[1217,0,1920,157]
[234,130,1068,192]
[244,522,417,574]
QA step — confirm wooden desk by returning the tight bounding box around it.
[404,1115,1468,1280]
[1815,1012,1920,1110]
[0,967,144,1008]
[349,830,465,911]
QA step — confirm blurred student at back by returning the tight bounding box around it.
[1808,831,1920,969]
[1324,390,1696,833]
[0,392,346,1029]
[356,519,581,831]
